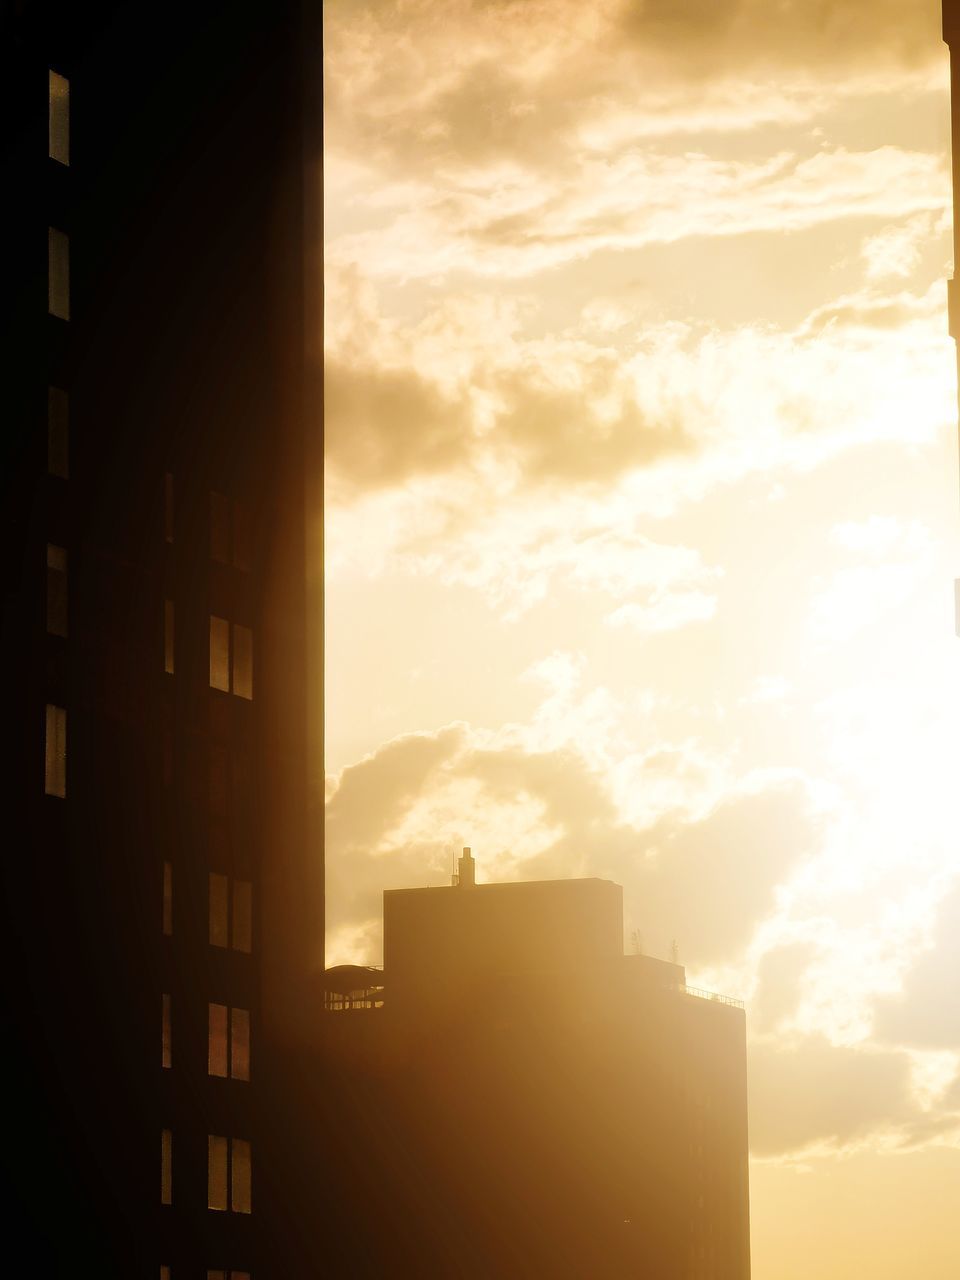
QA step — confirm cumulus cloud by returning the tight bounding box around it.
[749,1035,914,1157]
[873,879,960,1052]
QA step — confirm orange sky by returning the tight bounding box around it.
[323,2,960,1274]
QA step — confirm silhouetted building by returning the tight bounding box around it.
[323,851,751,1280]
[1,4,323,1276]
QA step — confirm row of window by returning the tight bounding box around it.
[161,998,250,1080]
[162,863,253,952]
[160,605,254,700]
[160,1131,251,1213]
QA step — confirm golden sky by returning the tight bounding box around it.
[323,2,960,1274]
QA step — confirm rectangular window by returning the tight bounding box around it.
[164,472,174,543]
[47,544,68,637]
[211,491,231,563]
[48,387,69,478]
[231,1138,252,1214]
[208,1003,228,1078]
[209,873,229,948]
[232,880,252,953]
[44,704,66,797]
[209,874,252,952]
[161,1269,171,1280]
[162,861,173,936]
[48,227,70,320]
[208,1134,228,1211]
[163,600,175,674]
[48,70,69,164]
[161,1129,173,1205]
[209,616,230,691]
[162,994,172,1069]
[232,625,253,700]
[231,1008,251,1082]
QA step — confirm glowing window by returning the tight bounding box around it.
[163,861,173,936]
[161,1268,171,1280]
[161,1129,173,1205]
[208,1003,228,1078]
[231,1008,251,1082]
[44,704,66,797]
[207,1135,228,1211]
[232,625,253,700]
[48,227,70,320]
[209,616,230,691]
[48,70,69,164]
[48,387,68,478]
[231,1138,251,1214]
[162,994,172,1069]
[207,1004,250,1080]
[164,600,175,674]
[47,544,68,637]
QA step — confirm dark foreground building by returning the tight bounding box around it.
[323,851,751,1280]
[0,4,323,1276]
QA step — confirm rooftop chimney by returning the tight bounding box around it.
[457,846,476,889]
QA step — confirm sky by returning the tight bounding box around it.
[322,2,960,1275]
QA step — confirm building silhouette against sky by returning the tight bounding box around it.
[0,4,323,1276]
[323,850,751,1279]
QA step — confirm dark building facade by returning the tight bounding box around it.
[323,852,752,1280]
[0,4,323,1277]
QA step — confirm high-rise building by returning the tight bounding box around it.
[0,4,323,1276]
[322,851,752,1279]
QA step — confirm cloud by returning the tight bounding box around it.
[327,145,948,283]
[873,880,960,1052]
[749,1035,914,1157]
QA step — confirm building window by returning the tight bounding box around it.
[49,70,69,165]
[164,472,174,543]
[208,1003,250,1081]
[164,600,175,675]
[48,387,68,478]
[232,1139,252,1214]
[232,625,253,700]
[161,1129,173,1205]
[207,1134,228,1211]
[162,994,172,1069]
[209,617,254,699]
[210,491,253,571]
[162,861,173,936]
[209,616,230,691]
[44,704,66,797]
[161,1268,171,1280]
[47,544,68,637]
[48,227,70,320]
[209,875,253,954]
